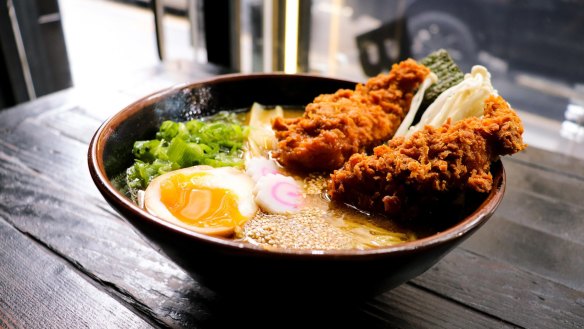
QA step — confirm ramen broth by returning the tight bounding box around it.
[131,106,448,251]
[235,106,425,250]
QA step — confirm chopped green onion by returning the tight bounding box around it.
[126,111,249,189]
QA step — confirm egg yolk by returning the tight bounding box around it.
[158,173,247,228]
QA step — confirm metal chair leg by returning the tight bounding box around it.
[152,0,165,60]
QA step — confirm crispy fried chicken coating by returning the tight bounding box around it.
[272,59,430,171]
[328,95,526,219]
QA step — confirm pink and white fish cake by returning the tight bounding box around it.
[254,174,303,214]
[245,157,280,183]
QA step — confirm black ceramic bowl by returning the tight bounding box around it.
[88,73,505,299]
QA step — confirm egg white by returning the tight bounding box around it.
[144,165,257,236]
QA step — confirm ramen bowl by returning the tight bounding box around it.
[88,73,505,299]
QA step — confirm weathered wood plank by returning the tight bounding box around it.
[391,152,584,327]
[0,139,206,328]
[510,147,584,180]
[68,88,138,122]
[0,116,102,202]
[0,89,76,132]
[2,83,584,328]
[0,217,153,329]
[504,156,584,209]
[497,158,584,246]
[0,92,532,328]
[363,283,517,329]
[412,248,584,328]
[28,105,103,144]
[452,154,584,293]
[462,214,584,292]
[0,123,517,328]
[498,185,584,245]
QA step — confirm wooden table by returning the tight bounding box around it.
[1,64,583,328]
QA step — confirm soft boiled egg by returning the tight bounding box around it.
[144,165,258,237]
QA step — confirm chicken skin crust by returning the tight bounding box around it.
[328,95,526,219]
[272,59,430,171]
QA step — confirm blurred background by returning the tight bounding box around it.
[1,0,583,157]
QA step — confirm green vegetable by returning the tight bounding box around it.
[126,111,249,189]
[420,49,464,109]
[406,65,495,137]
[395,50,471,137]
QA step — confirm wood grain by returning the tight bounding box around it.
[458,157,584,291]
[0,122,204,328]
[505,155,584,211]
[363,283,517,329]
[0,89,75,132]
[2,87,584,328]
[462,215,584,292]
[412,248,584,328]
[0,217,152,329]
[513,147,584,180]
[0,99,515,329]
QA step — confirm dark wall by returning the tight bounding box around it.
[0,0,72,110]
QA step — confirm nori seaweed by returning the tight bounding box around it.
[415,49,465,123]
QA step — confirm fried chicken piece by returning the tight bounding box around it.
[328,95,526,219]
[272,59,430,171]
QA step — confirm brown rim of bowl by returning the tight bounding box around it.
[88,72,506,259]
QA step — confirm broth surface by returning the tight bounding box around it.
[126,106,452,251]
[237,107,424,250]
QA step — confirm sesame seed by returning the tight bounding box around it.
[303,173,329,195]
[240,208,356,250]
